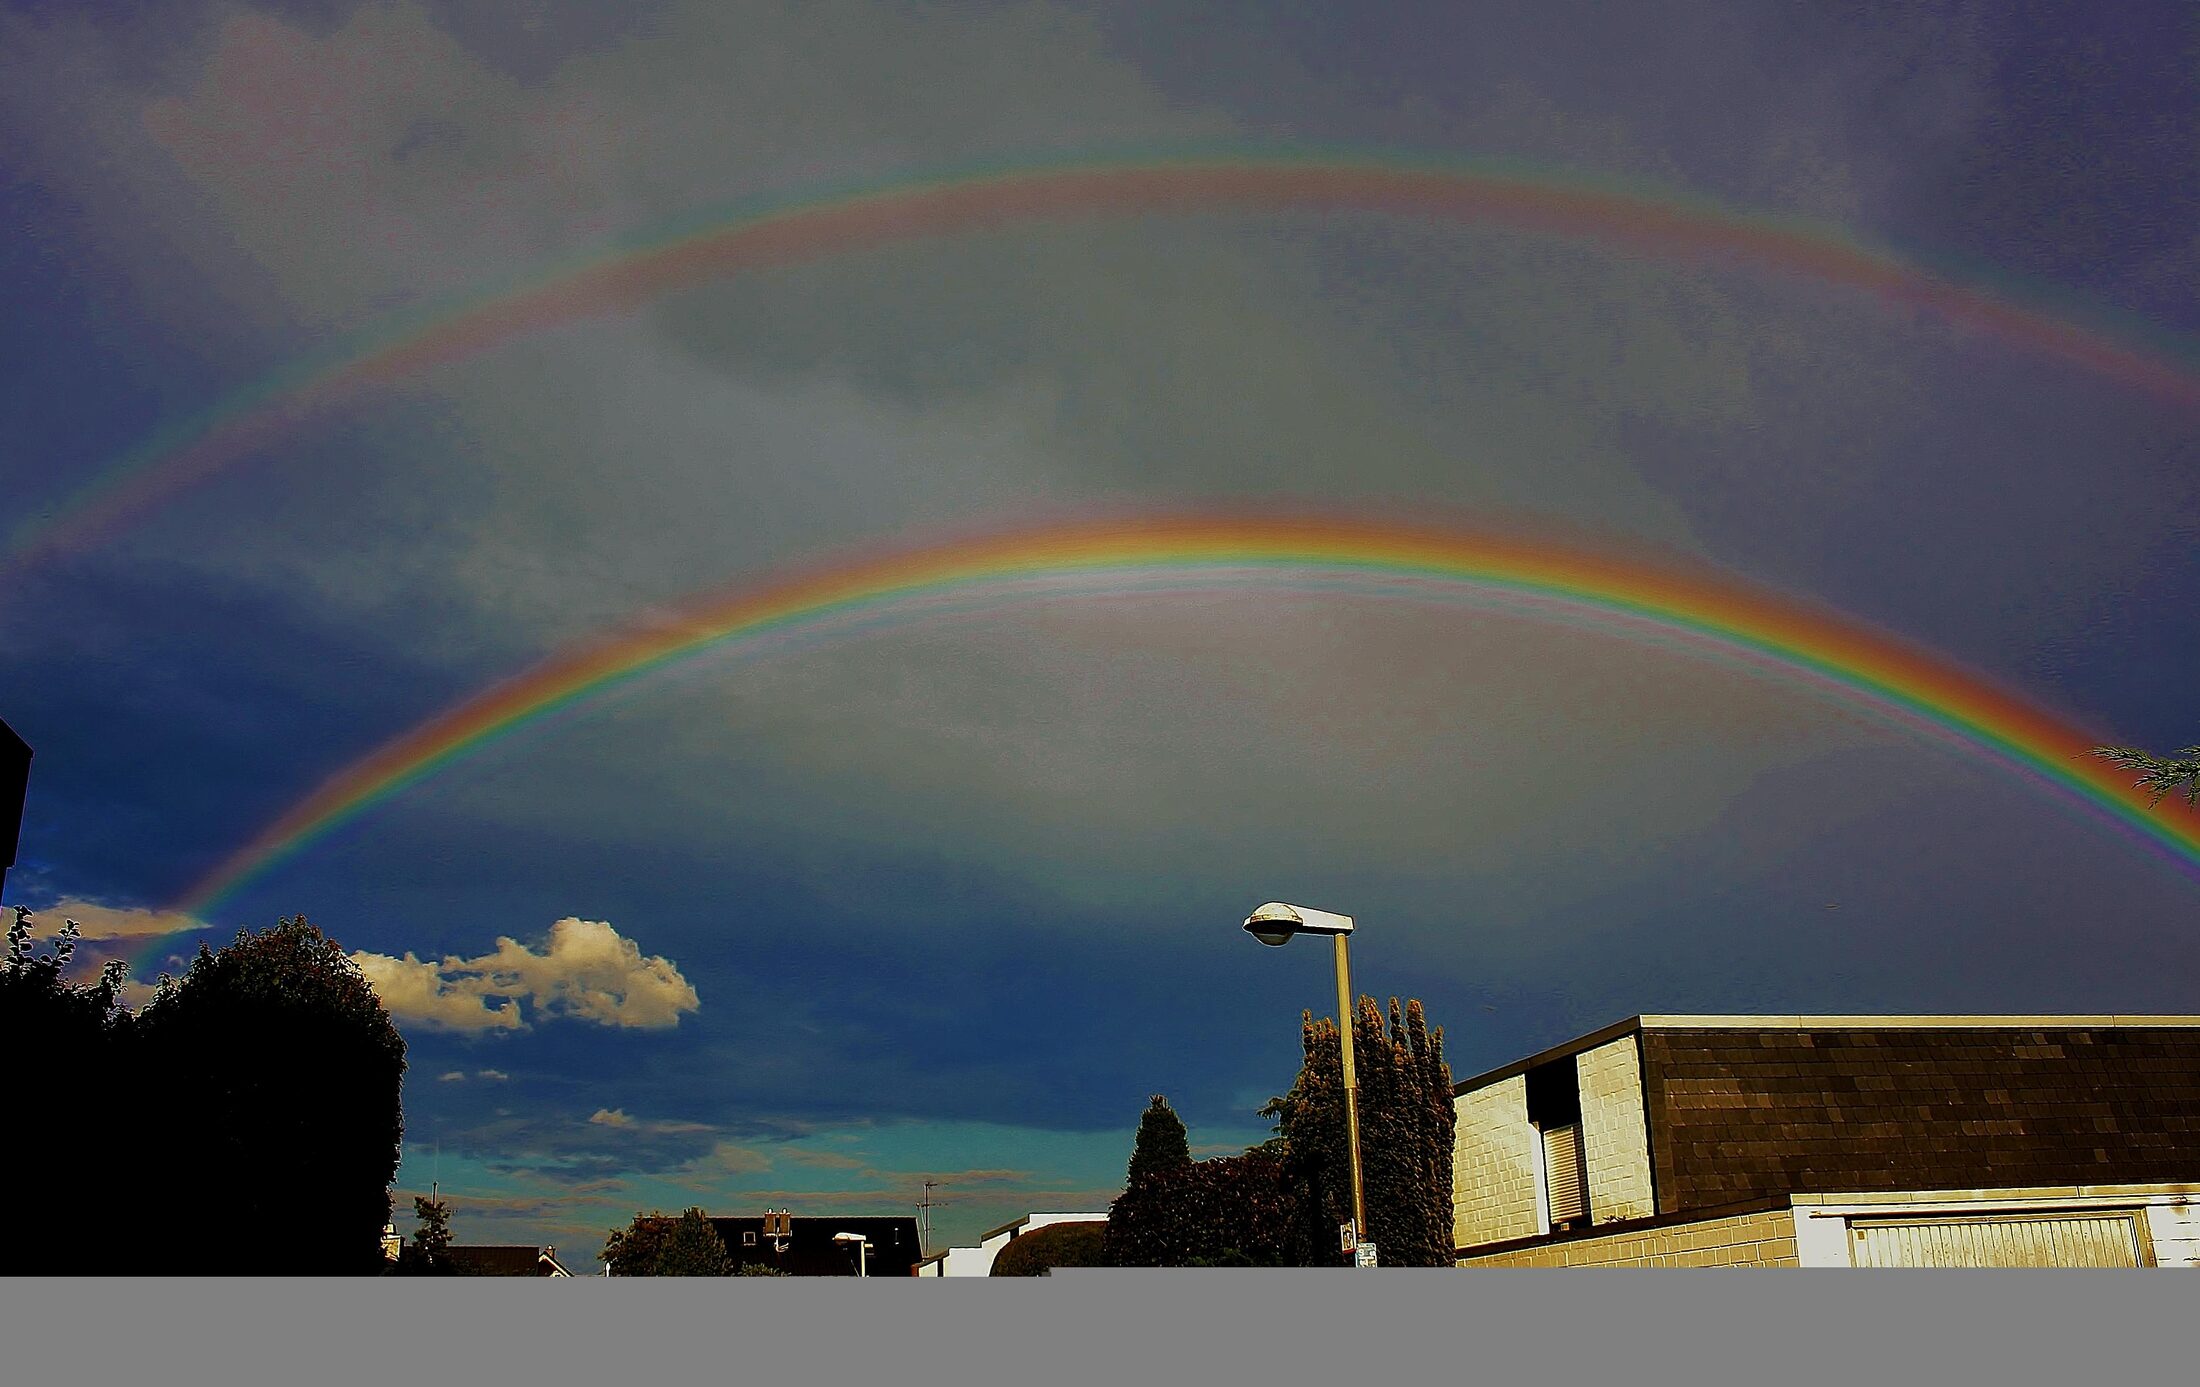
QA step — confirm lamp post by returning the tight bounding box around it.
[833,1231,872,1277]
[1243,902,1368,1263]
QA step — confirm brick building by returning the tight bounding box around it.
[1451,1015,2200,1267]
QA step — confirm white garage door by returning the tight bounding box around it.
[1848,1212,2146,1267]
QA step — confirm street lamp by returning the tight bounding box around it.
[1243,901,1368,1264]
[833,1231,872,1278]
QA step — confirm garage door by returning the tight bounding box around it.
[1848,1212,2146,1267]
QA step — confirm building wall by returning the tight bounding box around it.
[1576,1035,1655,1224]
[1453,1076,1542,1249]
[1459,1206,1799,1268]
[1639,1026,2200,1213]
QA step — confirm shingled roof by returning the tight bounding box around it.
[445,1244,572,1277]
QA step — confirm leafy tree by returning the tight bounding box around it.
[1124,1094,1191,1187]
[2096,743,2200,807]
[1269,997,1456,1266]
[0,908,135,1273]
[657,1207,736,1276]
[989,1221,1109,1276]
[135,916,407,1275]
[603,1212,677,1275]
[604,1207,734,1275]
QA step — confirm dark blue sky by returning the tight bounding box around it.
[2,0,2193,1258]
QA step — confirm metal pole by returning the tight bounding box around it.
[1333,932,1367,1255]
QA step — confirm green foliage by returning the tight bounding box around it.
[136,917,408,1274]
[605,1208,733,1275]
[988,1221,1109,1276]
[1125,1095,1192,1187]
[1107,1137,1304,1268]
[736,1260,791,1276]
[1270,997,1456,1266]
[2095,744,2200,807]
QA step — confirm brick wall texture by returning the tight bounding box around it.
[1459,1206,1799,1268]
[1453,1076,1541,1249]
[1641,1026,2200,1214]
[1577,1035,1656,1224]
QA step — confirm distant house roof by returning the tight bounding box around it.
[709,1215,923,1277]
[446,1245,572,1277]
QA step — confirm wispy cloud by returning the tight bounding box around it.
[353,917,699,1032]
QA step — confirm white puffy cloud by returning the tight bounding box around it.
[353,917,699,1033]
[19,898,205,941]
[588,1108,632,1128]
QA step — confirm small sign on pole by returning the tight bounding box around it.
[1339,1221,1358,1254]
[1355,1243,1379,1268]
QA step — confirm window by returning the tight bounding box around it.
[743,1231,757,1246]
[1525,1055,1589,1231]
[1541,1122,1589,1226]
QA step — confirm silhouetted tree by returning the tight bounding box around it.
[395,1195,458,1275]
[0,908,134,1273]
[136,917,406,1274]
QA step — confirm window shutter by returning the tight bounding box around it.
[1543,1122,1589,1225]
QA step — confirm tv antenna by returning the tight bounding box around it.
[918,1180,949,1257]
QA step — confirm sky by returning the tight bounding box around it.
[1,0,2194,1265]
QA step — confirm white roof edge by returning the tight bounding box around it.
[1789,1181,2200,1206]
[1636,1014,2200,1029]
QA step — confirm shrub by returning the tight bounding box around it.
[1107,1148,1303,1267]
[989,1221,1109,1276]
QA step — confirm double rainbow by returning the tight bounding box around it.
[17,148,2198,572]
[155,513,2200,961]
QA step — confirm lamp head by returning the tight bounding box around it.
[1243,901,1353,945]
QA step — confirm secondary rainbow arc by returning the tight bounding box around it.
[16,148,2198,573]
[149,514,2200,969]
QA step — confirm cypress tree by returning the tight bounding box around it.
[1273,997,1455,1266]
[1125,1094,1192,1186]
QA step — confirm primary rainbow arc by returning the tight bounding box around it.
[154,514,2200,965]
